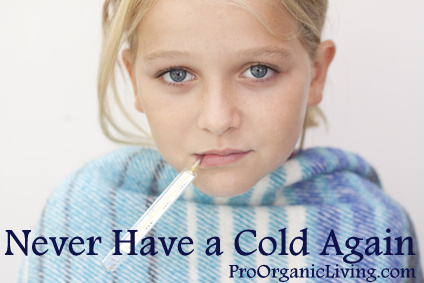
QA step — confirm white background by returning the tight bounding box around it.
[0,0,423,281]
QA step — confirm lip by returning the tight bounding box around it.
[196,149,251,168]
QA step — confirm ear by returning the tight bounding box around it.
[122,49,144,112]
[307,40,336,106]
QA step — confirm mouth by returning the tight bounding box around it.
[195,149,251,168]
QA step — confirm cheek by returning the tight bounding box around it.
[263,81,309,139]
[137,83,195,169]
[138,82,183,132]
[260,90,308,170]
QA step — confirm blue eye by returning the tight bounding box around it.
[250,65,267,78]
[162,69,195,83]
[242,65,274,79]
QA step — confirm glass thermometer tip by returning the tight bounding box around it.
[190,157,202,172]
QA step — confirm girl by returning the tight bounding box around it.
[19,0,423,282]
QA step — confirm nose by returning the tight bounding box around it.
[197,80,241,135]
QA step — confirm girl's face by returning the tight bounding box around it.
[124,0,334,197]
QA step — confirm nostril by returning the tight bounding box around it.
[197,104,238,135]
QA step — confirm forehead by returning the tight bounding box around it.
[142,0,296,35]
[135,0,302,60]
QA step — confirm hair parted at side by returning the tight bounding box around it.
[98,0,329,145]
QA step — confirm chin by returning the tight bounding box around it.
[194,177,254,198]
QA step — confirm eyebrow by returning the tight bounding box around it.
[238,47,293,60]
[143,47,293,64]
[143,50,192,64]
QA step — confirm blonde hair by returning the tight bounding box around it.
[98,0,328,145]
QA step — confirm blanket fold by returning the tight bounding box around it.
[19,147,423,282]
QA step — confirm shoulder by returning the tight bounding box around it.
[21,147,167,282]
[288,147,381,188]
[290,147,414,224]
[37,146,166,234]
[49,146,163,200]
